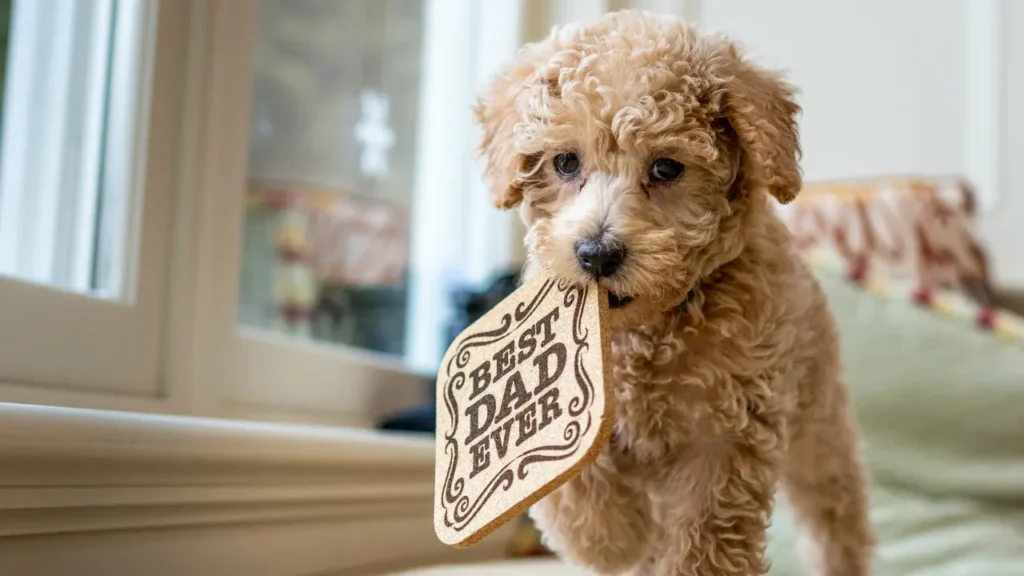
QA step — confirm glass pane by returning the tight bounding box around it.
[241,0,425,358]
[241,0,521,373]
[0,0,147,299]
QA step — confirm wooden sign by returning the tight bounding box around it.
[434,276,613,548]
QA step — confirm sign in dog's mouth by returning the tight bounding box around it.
[608,292,634,309]
[434,276,613,548]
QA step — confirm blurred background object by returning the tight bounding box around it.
[379,269,520,433]
[0,0,1021,574]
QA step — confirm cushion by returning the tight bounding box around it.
[809,252,1024,501]
[768,483,1024,575]
[778,176,993,305]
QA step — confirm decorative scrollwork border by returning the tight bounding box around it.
[438,279,596,533]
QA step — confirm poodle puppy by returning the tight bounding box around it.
[473,10,874,576]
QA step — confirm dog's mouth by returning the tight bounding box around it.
[608,292,634,309]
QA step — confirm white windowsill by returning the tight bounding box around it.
[0,401,434,469]
[0,402,507,575]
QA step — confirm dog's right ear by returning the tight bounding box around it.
[474,67,531,211]
[715,42,803,204]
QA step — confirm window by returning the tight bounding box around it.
[185,0,526,426]
[240,0,428,358]
[0,0,186,405]
[0,0,537,427]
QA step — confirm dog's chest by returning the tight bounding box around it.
[607,327,713,460]
[606,320,786,462]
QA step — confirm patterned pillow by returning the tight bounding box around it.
[777,176,993,305]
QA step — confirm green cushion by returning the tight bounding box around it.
[816,268,1024,501]
[768,484,1024,575]
[766,265,1024,574]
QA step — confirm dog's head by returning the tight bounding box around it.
[475,11,801,327]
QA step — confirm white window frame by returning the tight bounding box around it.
[0,0,189,408]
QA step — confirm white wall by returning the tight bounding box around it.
[980,0,1024,288]
[700,0,1024,288]
[702,0,968,184]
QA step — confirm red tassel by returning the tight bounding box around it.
[848,259,868,285]
[977,307,997,330]
[912,286,933,306]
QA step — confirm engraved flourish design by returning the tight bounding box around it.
[438,279,599,533]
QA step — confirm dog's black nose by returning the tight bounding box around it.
[575,237,626,278]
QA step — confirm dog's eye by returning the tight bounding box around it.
[553,153,581,178]
[649,158,684,183]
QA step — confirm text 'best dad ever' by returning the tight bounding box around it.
[461,306,570,479]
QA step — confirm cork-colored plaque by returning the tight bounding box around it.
[434,276,613,548]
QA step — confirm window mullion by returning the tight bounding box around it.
[96,0,150,300]
[65,0,117,292]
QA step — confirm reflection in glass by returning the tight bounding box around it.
[239,0,425,358]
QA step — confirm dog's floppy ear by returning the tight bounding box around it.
[717,44,802,204]
[474,65,533,211]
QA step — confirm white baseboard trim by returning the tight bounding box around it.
[0,403,510,575]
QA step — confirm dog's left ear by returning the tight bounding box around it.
[474,66,531,211]
[717,44,802,204]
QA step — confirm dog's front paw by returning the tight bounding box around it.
[530,465,652,574]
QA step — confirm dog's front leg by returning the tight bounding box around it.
[652,410,785,575]
[530,447,652,575]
